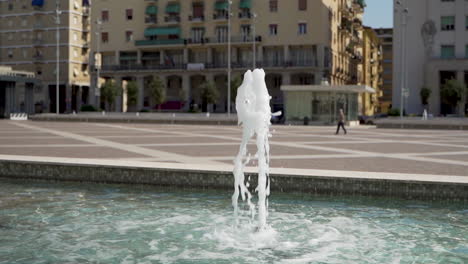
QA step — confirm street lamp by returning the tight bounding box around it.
[55,0,61,114]
[252,12,257,69]
[396,0,409,119]
[95,19,102,108]
[227,0,232,116]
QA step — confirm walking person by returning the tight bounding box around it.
[336,108,347,135]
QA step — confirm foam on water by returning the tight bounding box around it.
[233,69,275,230]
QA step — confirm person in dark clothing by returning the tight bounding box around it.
[336,108,347,135]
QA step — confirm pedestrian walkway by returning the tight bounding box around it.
[1,120,467,177]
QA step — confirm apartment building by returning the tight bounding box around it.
[361,26,382,115]
[393,0,468,116]
[375,27,393,113]
[90,0,365,113]
[0,0,91,114]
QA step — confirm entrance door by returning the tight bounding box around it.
[49,85,66,113]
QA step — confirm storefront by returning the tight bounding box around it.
[281,85,375,125]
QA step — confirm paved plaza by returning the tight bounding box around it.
[0,120,467,177]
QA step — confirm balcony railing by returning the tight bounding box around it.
[238,12,252,19]
[32,39,44,45]
[135,39,185,46]
[213,13,228,20]
[164,16,180,23]
[188,15,204,22]
[33,55,44,62]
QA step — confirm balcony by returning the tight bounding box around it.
[165,15,181,23]
[188,15,204,22]
[83,7,90,17]
[97,63,186,72]
[32,23,44,30]
[213,13,228,20]
[208,35,261,44]
[32,55,44,62]
[32,39,44,46]
[186,38,209,44]
[238,12,252,19]
[135,38,185,46]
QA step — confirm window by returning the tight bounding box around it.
[241,25,251,41]
[441,16,455,31]
[466,45,468,58]
[73,16,78,25]
[8,3,13,10]
[192,2,204,19]
[466,16,468,30]
[73,32,78,41]
[101,10,109,22]
[8,49,13,58]
[269,0,278,12]
[298,23,307,35]
[125,31,133,42]
[216,26,228,42]
[101,32,109,43]
[441,0,454,2]
[298,0,307,11]
[191,28,205,43]
[74,49,78,58]
[269,24,278,35]
[126,9,133,20]
[441,45,455,58]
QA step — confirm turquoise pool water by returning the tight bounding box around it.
[0,179,467,264]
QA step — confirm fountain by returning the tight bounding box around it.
[232,69,275,230]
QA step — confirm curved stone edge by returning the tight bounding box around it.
[0,157,466,202]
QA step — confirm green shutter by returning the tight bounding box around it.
[146,6,157,15]
[215,1,228,10]
[144,27,181,37]
[165,3,180,13]
[239,0,251,9]
[441,45,455,59]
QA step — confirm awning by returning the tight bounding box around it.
[165,3,180,13]
[239,0,251,9]
[144,27,180,37]
[31,0,44,7]
[215,1,228,10]
[146,5,158,15]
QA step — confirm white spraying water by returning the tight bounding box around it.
[232,69,276,230]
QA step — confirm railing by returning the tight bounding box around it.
[188,15,205,22]
[135,39,185,46]
[238,12,252,19]
[32,55,44,62]
[164,16,180,23]
[95,59,318,72]
[32,39,43,45]
[213,13,228,20]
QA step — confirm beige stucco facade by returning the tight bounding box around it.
[0,0,91,113]
[393,0,468,116]
[361,26,382,116]
[90,0,365,113]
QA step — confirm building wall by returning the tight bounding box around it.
[375,28,393,113]
[361,27,382,116]
[0,0,91,113]
[90,0,365,112]
[393,0,468,116]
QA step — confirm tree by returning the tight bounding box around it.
[126,80,138,110]
[440,79,465,115]
[149,76,166,111]
[100,80,121,111]
[200,81,219,112]
[419,86,431,106]
[230,75,243,103]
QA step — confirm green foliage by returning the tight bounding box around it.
[419,87,431,106]
[440,79,465,107]
[100,80,121,109]
[388,108,400,116]
[230,75,242,102]
[126,81,138,107]
[149,77,166,109]
[80,104,97,112]
[200,81,219,105]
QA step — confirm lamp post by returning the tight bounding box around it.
[55,0,61,114]
[95,19,102,108]
[227,0,232,116]
[396,0,409,119]
[252,12,257,69]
